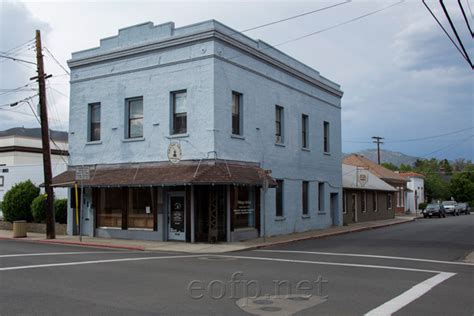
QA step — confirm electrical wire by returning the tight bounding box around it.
[458,0,474,37]
[274,1,404,47]
[423,0,471,67]
[419,135,474,158]
[44,47,70,75]
[239,1,351,33]
[0,54,36,65]
[386,126,474,143]
[0,38,34,55]
[439,0,473,68]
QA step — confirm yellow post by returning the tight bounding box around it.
[74,182,79,230]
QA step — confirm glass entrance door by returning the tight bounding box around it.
[168,194,185,241]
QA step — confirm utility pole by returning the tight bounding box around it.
[33,30,55,239]
[372,136,384,165]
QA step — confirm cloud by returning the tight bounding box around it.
[0,1,51,130]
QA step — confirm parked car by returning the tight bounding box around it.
[442,201,459,216]
[423,203,446,218]
[457,202,470,215]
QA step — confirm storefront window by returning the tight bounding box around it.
[232,186,255,229]
[128,188,154,229]
[97,188,123,228]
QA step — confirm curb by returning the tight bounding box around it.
[249,218,415,251]
[0,236,146,251]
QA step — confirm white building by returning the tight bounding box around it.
[52,20,343,242]
[399,172,425,214]
[0,127,69,204]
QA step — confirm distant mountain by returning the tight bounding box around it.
[345,149,419,167]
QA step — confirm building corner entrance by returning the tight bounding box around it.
[168,194,186,241]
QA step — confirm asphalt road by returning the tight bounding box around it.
[1,215,473,316]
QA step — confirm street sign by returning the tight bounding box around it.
[75,167,90,181]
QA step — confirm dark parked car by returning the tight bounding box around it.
[442,201,459,216]
[457,203,470,215]
[423,203,446,218]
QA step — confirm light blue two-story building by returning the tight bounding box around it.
[52,20,344,242]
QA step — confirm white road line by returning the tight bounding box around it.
[0,251,136,258]
[0,254,203,271]
[217,255,445,273]
[364,272,456,316]
[256,250,474,266]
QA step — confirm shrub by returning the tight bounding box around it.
[54,199,68,224]
[31,194,47,223]
[418,202,428,210]
[2,180,39,222]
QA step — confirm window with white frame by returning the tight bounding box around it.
[232,92,242,135]
[126,97,143,139]
[361,191,367,213]
[373,192,378,212]
[387,193,393,210]
[318,182,324,211]
[275,105,284,144]
[171,90,187,134]
[302,114,309,149]
[89,103,101,142]
[323,121,330,153]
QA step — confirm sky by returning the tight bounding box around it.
[0,0,473,161]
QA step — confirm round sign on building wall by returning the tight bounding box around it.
[168,143,182,164]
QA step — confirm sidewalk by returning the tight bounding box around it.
[0,216,415,253]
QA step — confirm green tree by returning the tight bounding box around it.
[449,165,474,203]
[399,163,413,172]
[54,199,68,224]
[31,194,47,223]
[381,162,398,171]
[2,180,39,222]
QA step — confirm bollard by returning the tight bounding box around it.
[13,220,27,238]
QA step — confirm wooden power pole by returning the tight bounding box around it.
[372,136,384,165]
[33,29,55,239]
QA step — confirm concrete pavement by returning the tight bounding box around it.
[0,215,472,315]
[0,216,415,253]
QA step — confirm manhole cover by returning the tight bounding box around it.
[260,306,282,312]
[253,299,274,305]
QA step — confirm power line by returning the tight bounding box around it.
[466,0,474,19]
[0,54,36,65]
[0,94,39,108]
[275,1,404,47]
[386,126,474,143]
[458,0,474,37]
[420,135,474,158]
[439,0,473,68]
[0,38,35,55]
[240,1,351,33]
[423,0,471,67]
[44,46,70,75]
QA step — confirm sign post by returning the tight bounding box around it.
[75,166,90,242]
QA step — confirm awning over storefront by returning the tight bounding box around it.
[51,160,276,188]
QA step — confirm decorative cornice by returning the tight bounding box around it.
[68,29,343,97]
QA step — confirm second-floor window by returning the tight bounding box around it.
[126,97,143,139]
[324,121,330,153]
[302,181,309,215]
[275,105,283,143]
[89,102,101,142]
[302,114,309,149]
[172,91,187,134]
[232,92,242,135]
